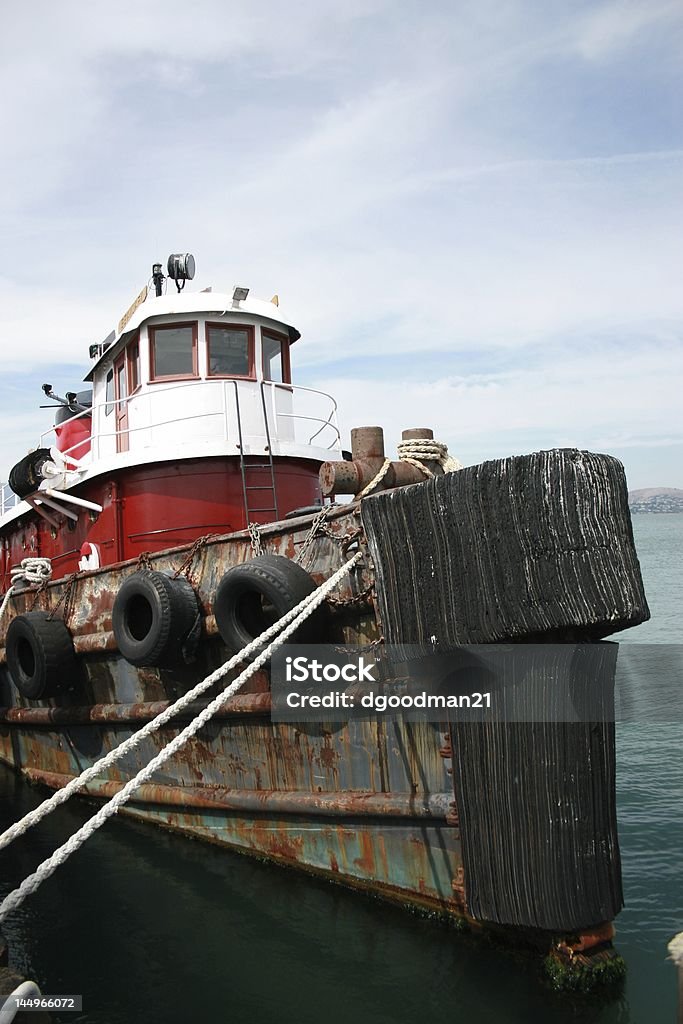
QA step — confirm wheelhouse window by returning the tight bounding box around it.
[262,328,290,384]
[149,323,198,380]
[206,323,255,378]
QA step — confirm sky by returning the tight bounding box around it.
[1,0,681,489]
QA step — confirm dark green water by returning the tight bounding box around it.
[1,515,681,1023]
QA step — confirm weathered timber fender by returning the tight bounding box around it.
[360,449,647,935]
[112,571,200,668]
[213,555,324,652]
[362,448,649,644]
[6,611,76,699]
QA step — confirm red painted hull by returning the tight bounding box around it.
[0,457,321,586]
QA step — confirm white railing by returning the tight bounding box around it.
[1,380,340,518]
[35,378,341,466]
[1,482,21,516]
[260,381,341,449]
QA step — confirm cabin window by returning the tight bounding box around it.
[262,329,290,384]
[206,323,255,378]
[149,323,198,380]
[105,369,114,415]
[127,337,140,392]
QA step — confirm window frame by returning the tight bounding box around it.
[126,333,141,395]
[104,368,114,416]
[205,321,256,380]
[149,321,199,382]
[261,327,291,386]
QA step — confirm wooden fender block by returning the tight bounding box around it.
[361,449,649,645]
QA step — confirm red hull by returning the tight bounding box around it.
[0,456,321,586]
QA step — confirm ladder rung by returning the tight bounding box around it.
[245,485,276,491]
[247,507,278,513]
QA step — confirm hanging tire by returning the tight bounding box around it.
[213,555,325,652]
[8,448,52,498]
[112,571,200,668]
[6,611,76,700]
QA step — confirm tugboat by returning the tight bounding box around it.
[0,254,649,988]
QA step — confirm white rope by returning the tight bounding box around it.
[397,438,463,475]
[0,982,42,1024]
[10,557,52,588]
[0,558,52,620]
[0,551,361,923]
[669,932,683,965]
[0,588,15,621]
[355,459,392,499]
[354,439,462,499]
[0,552,360,855]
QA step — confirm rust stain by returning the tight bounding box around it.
[353,831,376,874]
[318,743,337,769]
[377,834,389,879]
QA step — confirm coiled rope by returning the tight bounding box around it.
[397,438,463,477]
[0,558,52,620]
[355,438,462,499]
[0,551,361,924]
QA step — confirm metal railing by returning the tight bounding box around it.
[0,379,341,501]
[259,380,340,448]
[1,483,20,516]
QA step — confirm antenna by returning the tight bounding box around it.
[152,263,165,298]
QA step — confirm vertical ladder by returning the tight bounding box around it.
[234,383,280,526]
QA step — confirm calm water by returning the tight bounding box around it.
[1,515,681,1023]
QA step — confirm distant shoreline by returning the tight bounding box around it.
[628,488,683,514]
[630,506,683,514]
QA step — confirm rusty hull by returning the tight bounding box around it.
[0,505,467,923]
[0,504,618,966]
[0,703,464,922]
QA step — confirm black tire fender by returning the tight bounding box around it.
[6,611,76,700]
[8,448,52,498]
[112,571,200,668]
[213,555,325,653]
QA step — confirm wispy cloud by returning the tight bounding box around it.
[0,1,681,487]
[573,0,683,60]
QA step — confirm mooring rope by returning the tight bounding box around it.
[0,558,52,620]
[354,438,462,499]
[355,460,392,500]
[397,438,463,477]
[0,552,361,923]
[0,981,42,1024]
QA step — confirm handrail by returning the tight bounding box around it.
[39,403,93,448]
[277,412,341,447]
[14,377,341,483]
[0,483,21,515]
[260,379,341,448]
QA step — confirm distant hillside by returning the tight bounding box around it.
[628,487,683,513]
